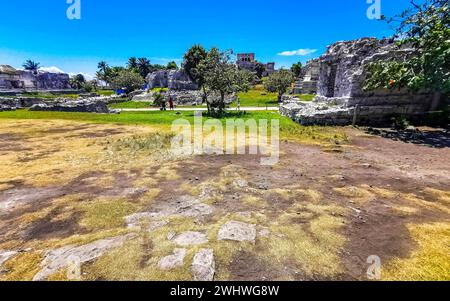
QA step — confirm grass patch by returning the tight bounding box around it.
[383,223,450,280]
[79,198,139,230]
[0,109,348,146]
[109,101,153,109]
[0,252,43,281]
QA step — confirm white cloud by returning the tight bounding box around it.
[39,66,66,73]
[68,72,95,81]
[277,49,317,56]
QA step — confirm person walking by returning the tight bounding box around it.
[169,94,175,111]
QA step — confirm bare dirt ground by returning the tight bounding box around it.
[0,120,449,281]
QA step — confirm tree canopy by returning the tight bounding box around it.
[364,0,449,96]
[199,48,254,116]
[264,69,295,102]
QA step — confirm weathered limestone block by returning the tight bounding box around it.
[279,38,434,126]
[173,232,208,246]
[192,249,215,281]
[218,221,256,243]
[30,99,110,113]
[146,70,198,90]
[33,234,135,281]
[158,248,187,270]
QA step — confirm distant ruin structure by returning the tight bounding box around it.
[280,38,436,126]
[293,59,320,94]
[146,69,199,91]
[236,53,275,77]
[0,65,71,90]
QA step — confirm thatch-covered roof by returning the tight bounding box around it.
[0,65,18,75]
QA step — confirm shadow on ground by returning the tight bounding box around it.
[367,128,450,148]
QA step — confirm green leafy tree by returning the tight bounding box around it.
[151,64,166,72]
[127,57,139,71]
[166,61,178,70]
[264,69,295,102]
[69,74,86,90]
[183,45,209,102]
[254,62,267,78]
[96,61,111,86]
[137,58,152,78]
[22,60,40,73]
[199,48,253,116]
[110,70,145,93]
[364,0,449,109]
[291,62,303,78]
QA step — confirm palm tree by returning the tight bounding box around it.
[22,60,40,73]
[137,57,152,78]
[97,61,109,73]
[97,61,110,87]
[127,57,138,70]
[69,74,86,90]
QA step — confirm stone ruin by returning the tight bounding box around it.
[236,53,275,77]
[293,59,320,95]
[0,65,71,90]
[137,69,236,106]
[280,38,436,126]
[0,95,122,113]
[146,69,199,91]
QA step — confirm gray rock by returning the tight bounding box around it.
[280,37,434,126]
[258,228,271,238]
[33,234,135,281]
[218,221,256,243]
[158,248,187,270]
[233,179,248,189]
[192,249,215,281]
[0,251,18,266]
[30,99,110,113]
[173,232,208,246]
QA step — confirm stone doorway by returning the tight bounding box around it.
[326,64,338,97]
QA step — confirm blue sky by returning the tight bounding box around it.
[0,0,413,78]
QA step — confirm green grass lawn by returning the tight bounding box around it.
[97,90,115,96]
[20,92,80,99]
[109,101,153,109]
[0,109,347,145]
[234,90,279,107]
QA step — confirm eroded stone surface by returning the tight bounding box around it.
[0,251,18,266]
[158,248,186,270]
[33,234,135,281]
[218,221,256,243]
[192,249,215,281]
[173,232,208,246]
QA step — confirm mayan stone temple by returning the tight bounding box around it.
[281,38,438,126]
[0,65,70,91]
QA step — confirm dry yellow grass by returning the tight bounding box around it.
[242,195,267,208]
[0,251,43,281]
[78,198,140,230]
[383,223,450,281]
[334,185,375,204]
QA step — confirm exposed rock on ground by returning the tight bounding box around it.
[218,221,257,243]
[33,234,135,281]
[158,248,187,270]
[173,232,208,246]
[192,249,215,281]
[0,251,18,267]
[30,99,111,114]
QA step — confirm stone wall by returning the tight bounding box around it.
[293,59,320,94]
[146,70,199,90]
[280,38,435,126]
[0,65,71,90]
